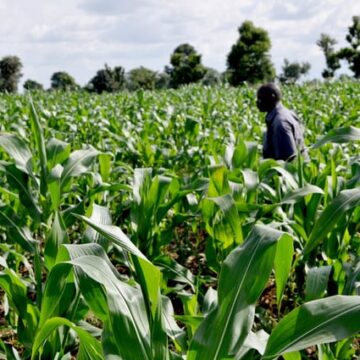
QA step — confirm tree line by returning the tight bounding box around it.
[0,16,359,94]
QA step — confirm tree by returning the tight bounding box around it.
[23,79,44,91]
[126,66,156,91]
[155,72,170,89]
[167,44,206,88]
[338,16,360,78]
[226,21,275,85]
[0,55,23,93]
[279,59,311,84]
[86,64,125,93]
[201,67,221,86]
[50,71,78,91]
[317,33,340,78]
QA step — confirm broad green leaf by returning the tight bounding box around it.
[44,211,69,270]
[0,162,41,220]
[75,216,168,359]
[280,184,324,204]
[39,262,73,327]
[0,268,28,318]
[48,164,63,210]
[305,266,332,301]
[162,297,187,351]
[32,317,103,360]
[83,204,112,250]
[283,351,301,360]
[0,207,37,251]
[188,225,285,360]
[262,295,360,359]
[29,98,48,197]
[70,255,153,359]
[46,137,71,169]
[0,133,32,174]
[274,234,294,307]
[99,153,112,182]
[60,147,99,187]
[75,214,146,259]
[208,193,243,246]
[154,255,195,292]
[312,126,360,148]
[304,188,360,255]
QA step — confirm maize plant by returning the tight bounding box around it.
[0,82,359,359]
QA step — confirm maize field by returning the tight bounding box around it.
[0,81,360,359]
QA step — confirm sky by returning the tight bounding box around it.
[0,0,359,88]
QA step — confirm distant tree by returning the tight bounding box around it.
[226,21,275,85]
[279,59,311,84]
[155,72,170,89]
[201,67,221,86]
[0,55,23,93]
[338,16,360,78]
[167,44,206,88]
[50,71,78,91]
[23,79,44,91]
[317,33,340,78]
[86,64,125,93]
[126,66,156,91]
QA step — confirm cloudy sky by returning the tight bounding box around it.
[0,0,359,88]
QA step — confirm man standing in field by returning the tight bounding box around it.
[257,83,306,161]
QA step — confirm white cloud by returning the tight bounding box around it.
[0,0,359,88]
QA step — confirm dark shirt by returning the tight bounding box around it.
[263,103,306,161]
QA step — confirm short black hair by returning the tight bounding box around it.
[257,83,282,102]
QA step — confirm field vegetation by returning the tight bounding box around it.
[0,81,360,359]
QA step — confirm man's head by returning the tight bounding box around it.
[256,83,281,112]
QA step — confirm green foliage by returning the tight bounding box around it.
[226,21,275,85]
[0,82,359,359]
[201,67,221,86]
[50,71,78,91]
[155,72,170,89]
[23,79,44,91]
[279,59,311,84]
[126,66,157,91]
[0,55,23,93]
[86,64,125,93]
[338,16,360,78]
[168,43,206,88]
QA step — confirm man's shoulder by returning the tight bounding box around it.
[272,104,299,125]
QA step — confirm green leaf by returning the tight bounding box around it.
[0,162,41,220]
[280,184,324,204]
[207,193,243,246]
[48,164,63,210]
[98,153,112,182]
[188,225,285,360]
[304,188,360,255]
[29,98,48,197]
[262,295,360,359]
[60,147,99,188]
[0,207,37,252]
[312,126,360,148]
[75,216,168,359]
[75,214,146,259]
[83,204,112,250]
[274,234,294,308]
[305,266,332,301]
[44,211,69,270]
[32,317,103,360]
[46,137,71,169]
[0,133,32,174]
[71,255,153,359]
